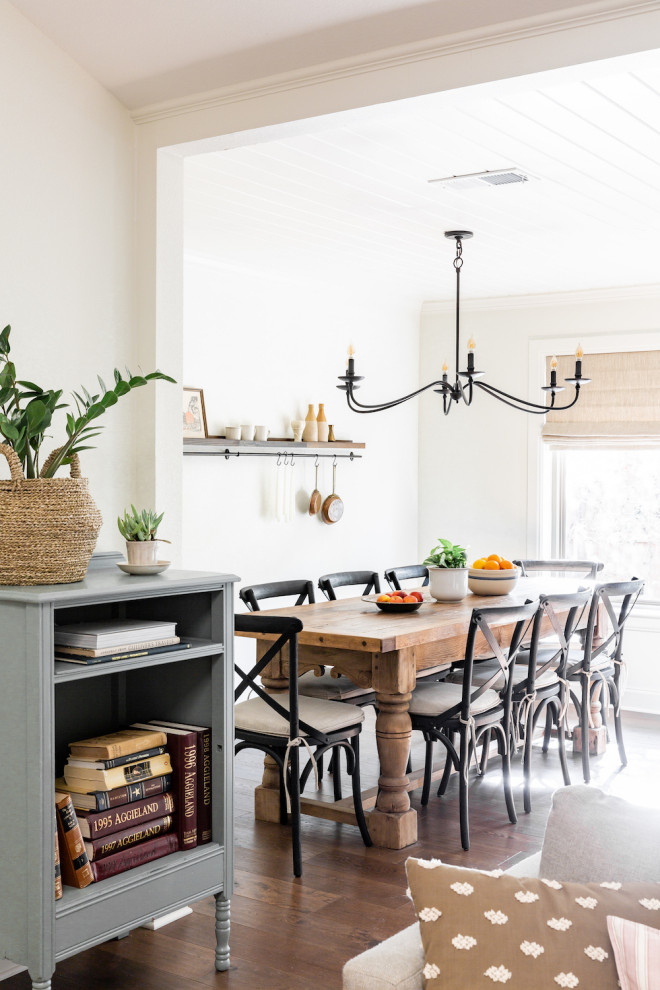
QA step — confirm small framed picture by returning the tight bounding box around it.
[182,387,208,438]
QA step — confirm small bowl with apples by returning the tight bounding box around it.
[364,589,424,613]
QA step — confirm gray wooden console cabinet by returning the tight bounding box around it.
[0,563,237,989]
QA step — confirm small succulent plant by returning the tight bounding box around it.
[117,505,167,543]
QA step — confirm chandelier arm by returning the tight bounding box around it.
[458,378,474,406]
[474,380,581,414]
[342,380,450,413]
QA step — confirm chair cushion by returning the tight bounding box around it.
[235,691,365,736]
[540,785,660,882]
[446,661,559,692]
[406,857,660,990]
[408,681,500,717]
[298,670,373,701]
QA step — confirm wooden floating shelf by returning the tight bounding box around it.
[184,437,365,452]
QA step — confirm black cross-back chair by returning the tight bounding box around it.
[318,570,381,600]
[234,613,372,877]
[238,578,375,795]
[566,578,644,784]
[384,564,429,591]
[517,590,592,813]
[239,579,315,612]
[408,600,538,850]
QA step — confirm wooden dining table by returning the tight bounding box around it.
[235,580,584,849]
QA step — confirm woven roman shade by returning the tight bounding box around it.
[542,350,660,441]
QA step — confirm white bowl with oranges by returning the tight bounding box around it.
[468,555,519,596]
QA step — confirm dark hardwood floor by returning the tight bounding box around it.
[6,710,660,989]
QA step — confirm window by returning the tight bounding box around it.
[549,444,660,602]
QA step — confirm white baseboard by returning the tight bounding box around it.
[0,960,26,981]
[141,905,193,930]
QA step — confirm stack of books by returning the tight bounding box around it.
[53,618,191,665]
[56,727,179,881]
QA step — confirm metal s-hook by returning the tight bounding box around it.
[276,453,282,467]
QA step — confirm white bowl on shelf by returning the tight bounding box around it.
[467,566,519,596]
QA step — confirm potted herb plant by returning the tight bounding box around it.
[118,506,169,565]
[0,323,175,585]
[423,537,468,602]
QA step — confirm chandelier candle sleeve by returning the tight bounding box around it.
[337,229,590,416]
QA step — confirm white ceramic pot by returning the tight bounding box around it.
[428,566,468,602]
[126,540,159,565]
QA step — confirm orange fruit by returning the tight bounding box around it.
[483,560,500,570]
[410,591,424,602]
[402,595,417,603]
[377,594,391,602]
[487,554,502,564]
[500,560,514,570]
[472,559,486,569]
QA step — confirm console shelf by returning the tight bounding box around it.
[0,563,238,989]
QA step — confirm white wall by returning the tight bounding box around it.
[181,255,420,591]
[419,286,660,711]
[0,0,139,552]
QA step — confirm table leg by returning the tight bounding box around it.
[370,650,417,849]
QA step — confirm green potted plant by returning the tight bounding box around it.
[118,506,169,566]
[423,537,468,602]
[0,323,175,585]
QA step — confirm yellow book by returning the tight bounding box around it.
[63,753,172,790]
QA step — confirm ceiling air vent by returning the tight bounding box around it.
[428,168,532,190]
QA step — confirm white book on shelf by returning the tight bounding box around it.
[54,618,177,648]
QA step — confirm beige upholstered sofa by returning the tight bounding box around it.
[342,786,660,990]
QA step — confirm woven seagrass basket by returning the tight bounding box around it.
[0,443,103,586]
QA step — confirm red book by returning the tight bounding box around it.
[55,791,94,888]
[85,814,174,860]
[77,792,175,839]
[150,721,211,844]
[89,833,179,881]
[132,722,197,849]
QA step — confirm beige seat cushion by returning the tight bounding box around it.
[447,662,559,692]
[298,670,373,701]
[235,691,365,736]
[408,681,500,717]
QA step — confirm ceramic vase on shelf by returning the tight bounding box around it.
[303,404,318,442]
[317,403,329,442]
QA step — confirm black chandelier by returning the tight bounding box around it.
[337,230,590,415]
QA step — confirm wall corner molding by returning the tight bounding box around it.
[131,0,660,125]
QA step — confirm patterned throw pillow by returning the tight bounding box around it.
[406,858,660,988]
[607,916,660,990]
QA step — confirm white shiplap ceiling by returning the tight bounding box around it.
[184,53,660,300]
